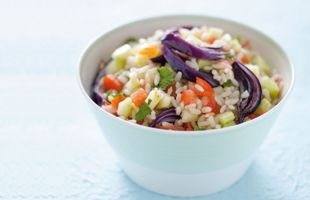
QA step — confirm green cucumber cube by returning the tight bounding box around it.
[218,111,235,126]
[181,110,198,122]
[253,56,270,75]
[117,97,134,118]
[198,59,212,68]
[112,44,132,68]
[246,64,260,77]
[223,121,236,127]
[157,93,172,109]
[260,76,280,99]
[254,98,272,115]
[105,60,122,74]
[125,77,140,92]
[146,88,162,109]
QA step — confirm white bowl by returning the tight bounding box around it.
[78,15,294,197]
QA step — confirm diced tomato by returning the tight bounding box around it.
[130,88,148,107]
[184,122,193,131]
[248,113,258,119]
[103,75,123,91]
[196,77,214,94]
[157,125,185,131]
[190,77,214,97]
[201,94,220,114]
[111,95,126,109]
[181,90,197,105]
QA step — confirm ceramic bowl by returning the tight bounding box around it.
[78,15,294,197]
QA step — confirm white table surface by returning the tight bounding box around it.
[0,0,309,199]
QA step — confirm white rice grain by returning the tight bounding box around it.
[241,90,250,99]
[167,87,173,95]
[162,122,173,126]
[220,105,227,113]
[190,108,201,115]
[176,106,182,115]
[207,116,216,127]
[175,72,182,82]
[186,103,196,109]
[145,83,151,93]
[202,106,212,113]
[154,73,160,86]
[194,84,204,92]
[176,93,182,103]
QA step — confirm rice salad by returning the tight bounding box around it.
[91,26,283,131]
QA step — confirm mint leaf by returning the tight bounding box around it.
[135,102,152,121]
[158,66,175,89]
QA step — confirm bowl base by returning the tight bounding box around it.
[119,156,253,197]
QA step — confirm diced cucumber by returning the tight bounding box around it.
[185,35,203,46]
[112,44,133,68]
[260,76,280,99]
[125,77,140,92]
[254,98,272,115]
[146,88,162,109]
[230,39,242,52]
[117,97,134,118]
[181,110,198,122]
[208,27,224,38]
[246,64,260,77]
[198,59,212,68]
[105,60,122,74]
[223,121,236,127]
[218,111,235,126]
[157,93,172,109]
[135,55,148,67]
[221,33,232,42]
[253,56,270,75]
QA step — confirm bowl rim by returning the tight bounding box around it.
[77,14,295,136]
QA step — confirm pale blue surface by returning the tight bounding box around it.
[0,0,309,199]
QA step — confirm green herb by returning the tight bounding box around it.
[135,102,152,121]
[222,80,233,87]
[193,125,204,131]
[226,54,235,59]
[106,91,122,102]
[158,66,175,89]
[236,35,242,43]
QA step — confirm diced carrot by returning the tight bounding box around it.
[130,88,148,107]
[201,94,220,114]
[242,40,251,48]
[207,35,217,44]
[184,122,193,131]
[103,75,123,91]
[111,95,126,109]
[240,54,250,64]
[157,125,185,131]
[181,90,197,105]
[138,44,161,59]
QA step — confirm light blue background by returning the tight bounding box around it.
[0,0,309,199]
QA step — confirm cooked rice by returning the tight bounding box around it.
[93,25,283,131]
